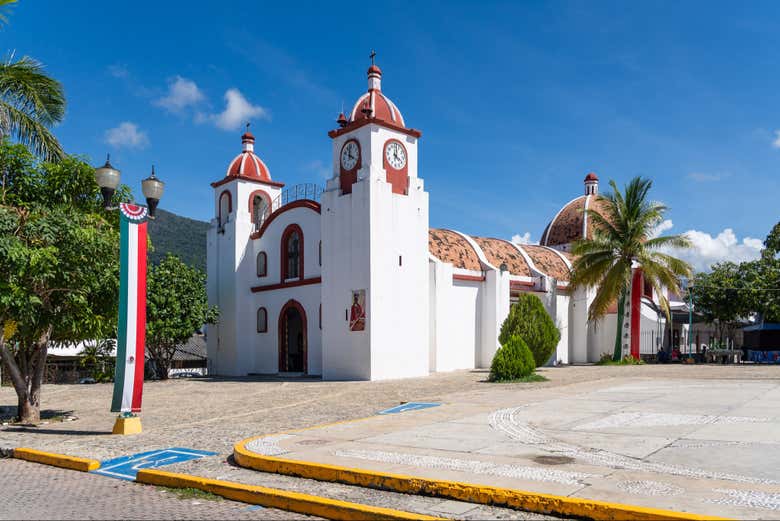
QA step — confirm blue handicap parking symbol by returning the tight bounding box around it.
[378,402,441,415]
[91,447,218,481]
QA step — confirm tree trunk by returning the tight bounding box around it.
[0,328,50,424]
[613,289,627,361]
[17,391,40,424]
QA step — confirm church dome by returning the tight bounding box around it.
[225,130,272,182]
[348,62,406,127]
[541,173,608,249]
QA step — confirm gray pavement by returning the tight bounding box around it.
[0,458,313,520]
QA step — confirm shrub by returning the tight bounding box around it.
[499,293,561,367]
[489,336,536,382]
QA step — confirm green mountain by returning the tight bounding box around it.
[147,209,209,271]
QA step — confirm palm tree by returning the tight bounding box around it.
[569,176,692,361]
[0,56,65,161]
[0,0,65,161]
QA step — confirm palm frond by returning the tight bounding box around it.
[0,0,17,27]
[588,259,632,320]
[0,102,63,161]
[0,56,65,126]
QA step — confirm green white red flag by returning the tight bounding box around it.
[111,203,148,413]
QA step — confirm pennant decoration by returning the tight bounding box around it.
[111,203,149,413]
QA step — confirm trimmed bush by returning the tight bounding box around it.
[489,335,536,382]
[499,293,561,367]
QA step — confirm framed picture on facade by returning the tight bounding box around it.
[350,289,366,331]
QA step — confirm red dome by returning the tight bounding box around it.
[225,131,271,182]
[348,62,406,127]
[584,172,599,182]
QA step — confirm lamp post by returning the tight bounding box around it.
[94,156,164,435]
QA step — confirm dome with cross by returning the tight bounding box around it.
[225,125,272,182]
[347,51,406,128]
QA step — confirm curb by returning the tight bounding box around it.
[136,468,445,521]
[234,438,728,521]
[13,447,100,472]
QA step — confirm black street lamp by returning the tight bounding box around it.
[94,155,164,218]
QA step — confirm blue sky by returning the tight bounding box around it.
[5,1,779,270]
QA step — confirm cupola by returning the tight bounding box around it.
[225,126,271,182]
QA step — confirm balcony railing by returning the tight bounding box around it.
[254,183,323,231]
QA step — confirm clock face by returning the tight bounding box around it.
[340,140,360,171]
[385,141,407,170]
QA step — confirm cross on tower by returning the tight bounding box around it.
[245,122,251,133]
[369,50,376,65]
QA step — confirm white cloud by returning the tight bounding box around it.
[773,130,780,149]
[104,122,149,149]
[511,232,534,245]
[211,88,269,131]
[649,219,674,239]
[304,159,331,179]
[107,64,129,79]
[687,172,724,182]
[657,224,763,273]
[155,76,205,112]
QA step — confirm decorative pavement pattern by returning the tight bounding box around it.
[616,480,685,497]
[574,412,770,430]
[708,489,780,511]
[488,406,780,485]
[245,434,292,457]
[334,448,595,486]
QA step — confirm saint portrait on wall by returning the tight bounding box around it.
[350,289,366,331]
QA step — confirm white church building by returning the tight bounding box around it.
[206,61,672,380]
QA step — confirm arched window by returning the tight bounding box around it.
[281,224,303,281]
[257,307,268,333]
[250,192,270,231]
[256,251,267,277]
[218,191,232,227]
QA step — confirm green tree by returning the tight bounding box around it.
[0,142,130,423]
[489,336,536,381]
[146,254,218,380]
[570,177,692,361]
[691,262,747,341]
[0,205,119,422]
[499,293,560,367]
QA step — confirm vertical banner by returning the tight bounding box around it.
[111,203,148,413]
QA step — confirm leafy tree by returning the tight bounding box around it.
[690,262,747,340]
[0,205,119,422]
[0,142,130,423]
[146,254,218,379]
[499,293,560,367]
[569,177,692,361]
[739,257,780,323]
[78,339,116,383]
[490,336,536,381]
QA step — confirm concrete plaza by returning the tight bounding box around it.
[2,365,780,519]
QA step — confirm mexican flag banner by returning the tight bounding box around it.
[111,203,149,413]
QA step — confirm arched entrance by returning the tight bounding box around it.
[278,300,307,373]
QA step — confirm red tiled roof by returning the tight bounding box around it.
[428,229,481,271]
[472,237,531,277]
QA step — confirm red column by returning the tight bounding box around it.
[630,269,642,359]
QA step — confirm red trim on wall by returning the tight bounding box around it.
[250,200,321,240]
[278,299,308,373]
[453,274,486,282]
[339,139,361,195]
[211,175,285,189]
[630,269,642,359]
[383,139,409,195]
[248,189,272,213]
[328,117,422,139]
[280,223,304,282]
[250,277,321,293]
[510,280,535,289]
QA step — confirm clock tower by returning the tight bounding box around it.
[320,56,430,380]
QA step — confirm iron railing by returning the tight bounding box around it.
[254,183,323,231]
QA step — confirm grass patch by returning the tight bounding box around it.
[490,373,548,383]
[161,486,224,502]
[596,354,645,366]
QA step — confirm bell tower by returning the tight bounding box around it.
[320,55,430,380]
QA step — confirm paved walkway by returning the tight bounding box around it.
[235,374,780,519]
[0,458,311,520]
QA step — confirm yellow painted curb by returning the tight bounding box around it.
[13,448,100,472]
[234,438,729,521]
[136,468,445,521]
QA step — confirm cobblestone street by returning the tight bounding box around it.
[0,459,313,520]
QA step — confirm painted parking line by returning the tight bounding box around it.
[91,447,218,481]
[378,402,441,415]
